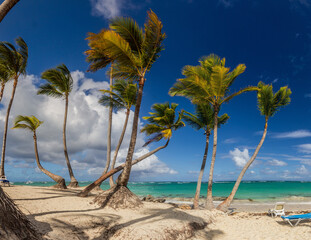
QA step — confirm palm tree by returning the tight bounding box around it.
[182,104,229,209]
[85,10,165,207]
[169,54,257,209]
[12,115,67,189]
[0,0,20,23]
[217,82,291,212]
[37,64,79,188]
[78,102,184,199]
[0,37,28,178]
[99,79,137,187]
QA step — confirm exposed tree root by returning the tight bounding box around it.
[0,186,42,240]
[93,185,143,209]
[50,180,67,189]
[67,181,79,188]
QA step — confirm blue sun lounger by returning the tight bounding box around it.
[281,213,311,226]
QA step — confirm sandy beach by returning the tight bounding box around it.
[3,185,311,240]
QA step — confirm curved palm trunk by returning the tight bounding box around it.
[78,139,169,197]
[103,68,113,176]
[63,94,79,188]
[117,77,145,186]
[0,77,18,178]
[0,186,42,239]
[193,132,210,209]
[0,82,5,102]
[217,118,268,212]
[205,106,219,210]
[109,108,130,187]
[0,0,20,23]
[33,132,66,189]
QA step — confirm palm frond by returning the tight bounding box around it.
[37,83,63,98]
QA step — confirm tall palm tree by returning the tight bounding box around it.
[37,64,79,188]
[0,0,20,23]
[183,104,229,209]
[85,10,165,206]
[0,37,28,178]
[99,79,137,186]
[169,54,257,209]
[78,102,184,198]
[217,82,291,212]
[12,115,67,189]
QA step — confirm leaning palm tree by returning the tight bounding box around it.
[37,64,79,188]
[0,0,20,23]
[169,54,257,209]
[78,102,184,200]
[217,82,291,212]
[0,64,10,102]
[12,115,67,189]
[99,79,137,187]
[0,37,28,178]
[183,104,229,209]
[85,10,165,207]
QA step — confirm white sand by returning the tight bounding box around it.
[3,186,311,240]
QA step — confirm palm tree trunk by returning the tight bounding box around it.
[109,108,130,187]
[205,106,219,210]
[63,94,78,188]
[0,0,20,23]
[193,132,210,209]
[117,77,145,186]
[0,77,18,178]
[33,132,66,189]
[217,118,268,212]
[103,67,113,175]
[78,139,169,197]
[0,82,5,102]
[0,186,42,239]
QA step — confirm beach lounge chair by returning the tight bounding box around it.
[0,176,10,187]
[268,202,285,217]
[282,213,311,227]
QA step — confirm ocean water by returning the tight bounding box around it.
[12,181,311,202]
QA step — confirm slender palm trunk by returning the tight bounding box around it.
[217,118,268,212]
[0,0,20,23]
[0,77,18,178]
[0,186,42,239]
[205,106,219,210]
[78,139,169,197]
[0,82,5,102]
[33,132,66,189]
[103,68,113,175]
[193,132,210,209]
[117,77,145,186]
[109,108,130,187]
[63,94,78,187]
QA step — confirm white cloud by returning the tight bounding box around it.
[297,143,311,153]
[90,0,123,19]
[296,165,309,175]
[0,71,177,180]
[223,138,238,144]
[273,130,311,138]
[229,148,250,168]
[250,170,255,174]
[267,159,287,166]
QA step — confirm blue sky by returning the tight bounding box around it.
[1,0,311,182]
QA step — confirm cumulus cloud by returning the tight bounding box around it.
[297,143,311,153]
[90,0,123,19]
[0,71,177,180]
[229,148,250,167]
[296,165,309,175]
[272,130,311,138]
[267,159,287,166]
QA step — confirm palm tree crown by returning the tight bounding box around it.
[12,115,43,132]
[37,64,73,98]
[182,104,229,134]
[257,81,292,119]
[85,10,165,81]
[99,79,137,111]
[0,37,28,78]
[141,102,185,146]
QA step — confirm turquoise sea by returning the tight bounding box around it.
[12,181,311,202]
